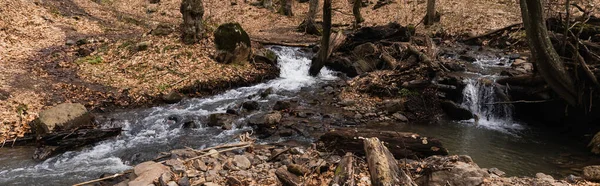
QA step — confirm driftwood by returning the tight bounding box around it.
[276,167,303,186]
[462,23,523,43]
[496,74,545,86]
[33,128,122,160]
[330,152,355,186]
[318,128,448,159]
[363,137,417,186]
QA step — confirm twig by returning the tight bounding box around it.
[268,147,291,162]
[183,144,251,163]
[72,173,125,186]
[191,142,252,153]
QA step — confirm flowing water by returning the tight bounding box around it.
[0,47,591,185]
[0,46,336,185]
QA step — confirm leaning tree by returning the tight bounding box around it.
[520,0,578,106]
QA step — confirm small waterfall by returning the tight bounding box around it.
[459,58,524,133]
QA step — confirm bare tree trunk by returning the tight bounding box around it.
[425,0,436,26]
[180,0,205,44]
[308,0,331,76]
[353,0,364,27]
[262,0,273,10]
[280,0,294,16]
[520,0,577,106]
[298,0,320,35]
[363,137,417,186]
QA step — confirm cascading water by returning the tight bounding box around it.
[0,46,336,185]
[459,58,524,133]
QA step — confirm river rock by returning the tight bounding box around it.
[34,103,93,135]
[233,155,251,170]
[583,165,600,181]
[249,111,282,126]
[242,101,260,111]
[214,23,251,64]
[165,159,186,174]
[380,99,405,113]
[129,161,171,186]
[440,100,474,120]
[273,100,293,111]
[208,113,236,130]
[203,182,219,186]
[162,91,184,104]
[392,112,408,122]
[416,155,490,186]
[178,176,191,186]
[193,159,208,171]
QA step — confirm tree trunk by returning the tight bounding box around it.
[180,0,205,45]
[262,0,273,10]
[425,0,436,26]
[280,0,294,16]
[298,0,320,35]
[363,137,417,186]
[309,0,332,76]
[520,0,577,106]
[330,152,355,186]
[353,0,364,27]
[318,128,448,158]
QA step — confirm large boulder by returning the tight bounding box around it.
[33,103,93,135]
[416,155,490,186]
[440,100,474,120]
[589,132,600,154]
[214,23,251,64]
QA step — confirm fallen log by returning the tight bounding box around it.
[33,128,122,160]
[496,74,545,86]
[318,128,448,159]
[330,152,355,186]
[363,137,417,186]
[276,167,303,186]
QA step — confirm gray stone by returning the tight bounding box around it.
[165,159,186,174]
[488,167,505,177]
[34,103,92,135]
[242,101,260,111]
[178,176,191,186]
[162,91,184,104]
[273,100,292,111]
[202,182,219,186]
[392,112,408,122]
[416,156,489,186]
[208,113,236,130]
[536,172,555,182]
[440,100,474,120]
[290,147,305,155]
[233,155,251,170]
[66,39,76,46]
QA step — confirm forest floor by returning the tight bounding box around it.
[0,0,530,149]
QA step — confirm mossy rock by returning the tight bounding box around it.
[214,23,251,64]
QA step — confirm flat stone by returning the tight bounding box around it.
[233,155,251,170]
[203,182,219,186]
[165,159,186,174]
[129,161,170,186]
[392,112,408,122]
[167,181,178,186]
[35,103,92,134]
[193,159,208,171]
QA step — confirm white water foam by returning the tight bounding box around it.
[0,46,336,185]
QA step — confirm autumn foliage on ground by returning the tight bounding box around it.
[0,0,524,142]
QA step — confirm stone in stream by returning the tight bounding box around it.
[208,113,236,130]
[162,91,184,104]
[33,103,93,135]
[273,100,293,111]
[165,159,186,174]
[242,101,260,111]
[440,100,474,121]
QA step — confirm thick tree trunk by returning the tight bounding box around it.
[425,0,436,26]
[298,0,320,35]
[330,152,355,186]
[180,0,205,44]
[262,0,273,9]
[353,0,364,27]
[309,0,332,76]
[318,128,448,158]
[363,137,417,186]
[280,0,294,16]
[520,0,577,106]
